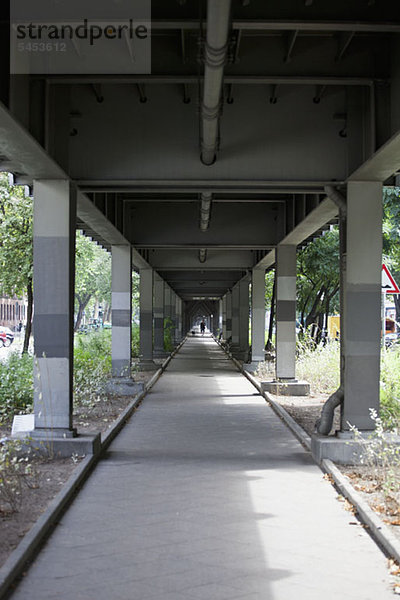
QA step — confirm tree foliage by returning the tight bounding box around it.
[297,228,340,343]
[383,188,400,322]
[0,174,33,352]
[74,231,111,330]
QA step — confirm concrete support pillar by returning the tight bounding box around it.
[111,245,132,377]
[251,268,266,364]
[275,245,297,380]
[222,295,227,339]
[164,285,171,321]
[32,180,76,437]
[231,284,240,348]
[342,181,382,431]
[225,291,232,340]
[164,285,174,351]
[153,274,165,357]
[139,268,156,369]
[170,290,177,344]
[238,277,250,360]
[175,295,182,343]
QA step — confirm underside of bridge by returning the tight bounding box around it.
[1,1,400,460]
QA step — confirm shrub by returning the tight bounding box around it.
[348,409,400,499]
[74,329,111,407]
[0,352,33,426]
[380,346,400,429]
[296,340,340,394]
[164,317,174,352]
[132,322,140,358]
[0,439,37,512]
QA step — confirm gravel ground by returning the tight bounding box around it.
[0,367,158,568]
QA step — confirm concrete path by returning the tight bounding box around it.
[10,337,394,599]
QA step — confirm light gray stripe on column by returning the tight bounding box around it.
[34,238,70,314]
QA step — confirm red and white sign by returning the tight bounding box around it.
[382,264,400,294]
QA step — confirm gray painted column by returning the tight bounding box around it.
[251,268,266,364]
[170,290,177,344]
[33,180,76,436]
[153,274,166,357]
[225,290,232,340]
[175,295,182,343]
[238,277,250,360]
[276,245,297,380]
[222,295,227,339]
[164,285,174,351]
[231,284,240,348]
[111,245,132,377]
[342,181,382,431]
[139,268,156,368]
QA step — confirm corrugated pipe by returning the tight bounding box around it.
[316,386,344,435]
[200,0,232,165]
[200,192,212,231]
[324,185,347,215]
[199,248,207,263]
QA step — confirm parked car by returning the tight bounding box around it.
[0,326,14,347]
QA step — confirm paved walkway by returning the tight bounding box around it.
[10,337,394,599]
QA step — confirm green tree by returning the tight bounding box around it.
[383,188,400,322]
[0,174,33,353]
[265,269,275,351]
[74,231,111,331]
[297,228,340,343]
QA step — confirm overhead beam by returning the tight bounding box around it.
[347,129,400,182]
[77,180,334,194]
[0,100,66,181]
[148,20,400,33]
[46,75,381,86]
[254,196,339,269]
[136,244,274,250]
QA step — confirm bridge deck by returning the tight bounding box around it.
[11,337,393,599]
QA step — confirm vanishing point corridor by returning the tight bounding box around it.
[10,337,394,599]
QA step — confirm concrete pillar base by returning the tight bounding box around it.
[20,432,101,457]
[30,427,77,439]
[310,431,400,465]
[243,362,263,373]
[230,346,247,361]
[261,379,310,396]
[106,377,145,396]
[138,360,158,371]
[153,350,168,358]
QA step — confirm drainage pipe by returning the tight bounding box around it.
[200,0,232,165]
[316,387,344,435]
[200,192,212,231]
[316,185,347,435]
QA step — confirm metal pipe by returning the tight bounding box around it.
[200,0,232,165]
[317,186,347,436]
[200,192,212,231]
[199,248,207,263]
[316,387,344,435]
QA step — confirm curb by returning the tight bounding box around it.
[217,341,311,451]
[322,458,400,564]
[0,341,185,599]
[0,453,96,599]
[218,337,400,564]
